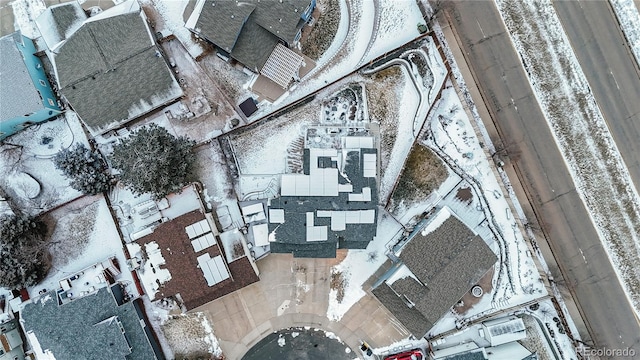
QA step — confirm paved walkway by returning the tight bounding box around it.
[193,253,409,359]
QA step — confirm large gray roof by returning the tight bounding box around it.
[268,148,378,258]
[374,213,498,337]
[53,5,181,134]
[21,286,160,360]
[193,0,308,71]
[0,33,45,122]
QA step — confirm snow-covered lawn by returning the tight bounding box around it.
[0,113,88,216]
[610,0,640,66]
[28,195,139,299]
[229,103,318,175]
[496,0,640,315]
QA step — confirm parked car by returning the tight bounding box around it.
[384,348,425,360]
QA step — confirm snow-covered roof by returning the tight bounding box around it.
[0,33,45,122]
[482,316,527,347]
[51,0,182,135]
[35,1,87,51]
[373,207,497,337]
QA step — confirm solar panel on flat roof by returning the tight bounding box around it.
[360,210,376,223]
[331,211,346,231]
[191,238,204,252]
[242,203,264,216]
[338,184,353,192]
[306,226,327,241]
[269,208,285,223]
[252,223,270,247]
[186,225,197,239]
[345,211,360,224]
[316,210,332,217]
[281,175,297,196]
[306,212,314,227]
[199,219,211,232]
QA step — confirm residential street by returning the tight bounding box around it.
[441,0,640,356]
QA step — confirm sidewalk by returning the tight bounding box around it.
[193,254,408,359]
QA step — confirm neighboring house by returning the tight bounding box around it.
[127,210,260,310]
[0,32,61,141]
[430,316,535,360]
[186,0,315,87]
[372,207,498,338]
[267,136,378,258]
[38,0,182,135]
[21,283,164,360]
[0,319,26,360]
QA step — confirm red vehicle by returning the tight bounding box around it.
[384,349,425,360]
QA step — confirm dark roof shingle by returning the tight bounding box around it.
[374,210,498,337]
[21,286,160,360]
[53,4,181,134]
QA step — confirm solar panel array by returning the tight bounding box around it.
[197,254,230,286]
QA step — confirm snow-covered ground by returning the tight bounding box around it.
[326,210,404,321]
[0,113,88,216]
[28,195,139,300]
[10,0,45,39]
[610,0,640,66]
[139,0,206,59]
[495,0,640,315]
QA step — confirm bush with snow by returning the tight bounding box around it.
[54,143,112,195]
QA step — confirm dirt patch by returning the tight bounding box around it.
[455,186,473,204]
[161,312,222,360]
[389,144,448,213]
[330,270,347,303]
[301,0,340,60]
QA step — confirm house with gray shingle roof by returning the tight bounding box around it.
[41,0,182,135]
[267,135,378,258]
[372,207,497,337]
[0,32,62,141]
[186,0,315,75]
[20,285,164,360]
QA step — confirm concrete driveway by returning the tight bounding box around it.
[193,253,409,359]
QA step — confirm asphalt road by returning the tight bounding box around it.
[443,1,640,357]
[242,328,354,360]
[553,1,640,191]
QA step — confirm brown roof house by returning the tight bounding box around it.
[186,0,316,89]
[127,210,260,310]
[372,206,498,338]
[37,0,182,135]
